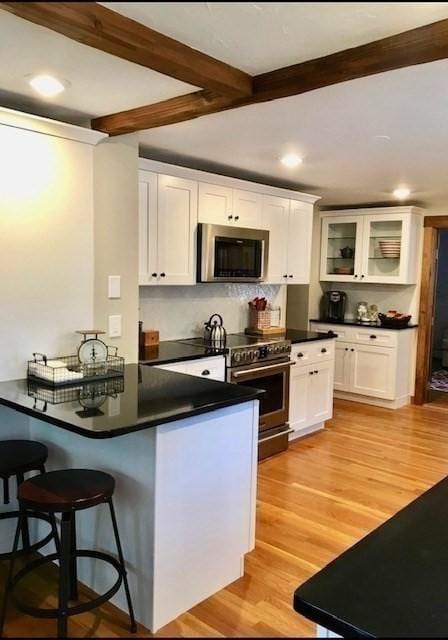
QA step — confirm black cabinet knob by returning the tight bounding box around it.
[354,274,358,278]
[288,274,293,278]
[321,348,327,353]
[297,352,303,358]
[351,348,355,352]
[314,370,318,374]
[151,273,157,277]
[345,348,349,351]
[283,274,288,278]
[361,274,365,279]
[309,371,314,376]
[370,335,377,339]
[201,369,210,376]
[235,215,239,221]
[228,214,233,220]
[160,272,166,278]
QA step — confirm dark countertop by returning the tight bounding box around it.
[294,476,448,638]
[285,329,337,344]
[139,341,225,366]
[0,364,262,439]
[310,318,418,331]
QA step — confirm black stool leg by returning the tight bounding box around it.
[108,499,137,633]
[16,473,30,551]
[0,508,24,638]
[57,512,72,639]
[68,512,78,601]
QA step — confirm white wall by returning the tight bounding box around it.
[139,283,286,340]
[0,122,95,382]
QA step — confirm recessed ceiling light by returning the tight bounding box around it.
[280,153,303,169]
[393,187,411,200]
[28,74,66,98]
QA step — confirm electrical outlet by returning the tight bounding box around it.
[108,315,121,338]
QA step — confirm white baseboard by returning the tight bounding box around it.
[334,392,411,409]
[289,422,324,440]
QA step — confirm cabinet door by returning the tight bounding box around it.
[360,213,412,284]
[198,182,233,226]
[262,195,289,283]
[289,364,311,433]
[232,189,263,228]
[287,200,313,283]
[334,342,350,391]
[157,175,198,285]
[320,216,364,282]
[308,361,334,424]
[138,171,158,286]
[350,344,396,399]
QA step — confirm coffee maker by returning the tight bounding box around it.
[321,291,347,322]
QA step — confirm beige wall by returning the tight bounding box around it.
[93,135,139,362]
[0,122,95,381]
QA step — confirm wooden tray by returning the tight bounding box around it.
[245,326,286,336]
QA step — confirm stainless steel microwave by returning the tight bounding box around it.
[197,223,269,283]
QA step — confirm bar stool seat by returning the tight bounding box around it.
[0,468,136,638]
[0,440,55,561]
[18,468,115,512]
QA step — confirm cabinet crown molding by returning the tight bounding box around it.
[139,158,320,204]
[321,206,425,218]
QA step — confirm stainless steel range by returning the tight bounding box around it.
[179,334,293,459]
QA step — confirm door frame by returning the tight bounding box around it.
[414,216,448,404]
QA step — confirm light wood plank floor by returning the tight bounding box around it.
[2,398,448,638]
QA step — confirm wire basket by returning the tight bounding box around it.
[248,308,272,329]
[27,352,125,387]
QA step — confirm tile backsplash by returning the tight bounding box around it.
[139,284,286,340]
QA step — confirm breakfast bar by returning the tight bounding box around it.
[0,365,262,632]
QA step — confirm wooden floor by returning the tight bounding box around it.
[3,398,448,638]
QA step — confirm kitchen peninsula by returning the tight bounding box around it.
[0,365,262,632]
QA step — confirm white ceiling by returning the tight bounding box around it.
[139,59,448,213]
[103,2,448,74]
[0,10,196,124]
[1,3,448,211]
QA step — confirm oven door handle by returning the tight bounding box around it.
[232,360,294,378]
[259,428,294,444]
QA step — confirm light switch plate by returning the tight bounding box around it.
[108,275,121,299]
[108,315,121,338]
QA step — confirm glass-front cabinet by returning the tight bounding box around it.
[320,207,423,285]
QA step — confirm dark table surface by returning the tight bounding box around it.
[310,318,418,330]
[0,364,262,439]
[294,476,448,638]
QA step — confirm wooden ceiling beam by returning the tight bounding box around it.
[0,1,252,97]
[92,17,448,135]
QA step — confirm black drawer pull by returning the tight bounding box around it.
[345,348,349,351]
[351,348,355,352]
[151,273,157,277]
[370,335,377,339]
[160,272,166,277]
[321,348,327,353]
[228,214,233,220]
[234,215,239,221]
[309,371,314,376]
[297,352,304,358]
[201,369,211,376]
[314,370,318,374]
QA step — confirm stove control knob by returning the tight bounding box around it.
[274,345,281,354]
[254,350,260,360]
[247,350,254,360]
[233,352,241,364]
[268,345,274,355]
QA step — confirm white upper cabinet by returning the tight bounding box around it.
[287,200,313,284]
[198,183,233,225]
[262,195,289,282]
[263,196,313,284]
[139,171,198,286]
[198,183,264,228]
[320,207,423,285]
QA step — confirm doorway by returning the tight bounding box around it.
[415,217,448,405]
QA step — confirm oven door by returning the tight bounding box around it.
[198,223,269,282]
[230,358,291,432]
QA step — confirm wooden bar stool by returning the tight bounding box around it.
[0,440,57,559]
[0,469,137,639]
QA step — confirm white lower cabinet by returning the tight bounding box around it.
[310,322,417,408]
[155,356,226,382]
[289,340,335,438]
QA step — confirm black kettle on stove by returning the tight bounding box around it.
[204,314,227,347]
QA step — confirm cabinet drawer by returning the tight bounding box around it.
[352,328,398,348]
[185,356,226,381]
[291,340,335,365]
[309,323,353,342]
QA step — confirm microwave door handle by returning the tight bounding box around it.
[233,361,293,378]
